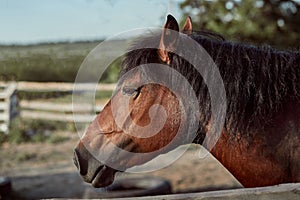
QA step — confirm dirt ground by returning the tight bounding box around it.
[0,131,242,199]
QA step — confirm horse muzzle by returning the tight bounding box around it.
[73,141,117,188]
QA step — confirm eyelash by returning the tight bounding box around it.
[122,86,142,99]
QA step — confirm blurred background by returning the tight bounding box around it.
[0,0,299,199]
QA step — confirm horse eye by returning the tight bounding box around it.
[122,86,141,98]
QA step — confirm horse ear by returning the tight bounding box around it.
[158,14,179,64]
[181,16,192,35]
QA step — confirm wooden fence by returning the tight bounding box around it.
[0,81,116,134]
[20,101,103,123]
[55,183,300,200]
[0,82,18,134]
[18,82,115,123]
[17,81,115,92]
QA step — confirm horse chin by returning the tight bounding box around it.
[91,165,117,188]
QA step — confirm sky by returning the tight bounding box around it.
[0,0,184,44]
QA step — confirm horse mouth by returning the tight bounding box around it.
[90,165,117,188]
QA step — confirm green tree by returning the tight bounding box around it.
[180,0,300,49]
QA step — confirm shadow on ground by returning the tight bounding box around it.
[4,172,241,199]
[6,172,85,199]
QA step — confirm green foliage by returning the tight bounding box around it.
[18,90,112,104]
[0,41,122,83]
[0,132,5,143]
[18,91,71,101]
[180,0,300,49]
[8,117,30,143]
[101,59,121,83]
[47,134,69,144]
[1,117,74,144]
[95,90,114,100]
[16,152,37,162]
[0,54,84,82]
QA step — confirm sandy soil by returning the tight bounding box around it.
[0,131,242,199]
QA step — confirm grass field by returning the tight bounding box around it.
[0,40,123,144]
[0,40,125,83]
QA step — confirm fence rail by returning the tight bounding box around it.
[20,101,103,122]
[0,81,116,133]
[17,81,116,92]
[20,110,96,123]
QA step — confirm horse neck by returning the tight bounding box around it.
[202,99,300,187]
[190,38,300,187]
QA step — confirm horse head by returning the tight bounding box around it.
[73,15,195,187]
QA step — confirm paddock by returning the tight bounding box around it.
[2,139,299,199]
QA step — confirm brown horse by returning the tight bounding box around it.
[74,15,300,188]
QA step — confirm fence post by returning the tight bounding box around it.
[0,82,18,134]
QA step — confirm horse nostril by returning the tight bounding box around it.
[73,150,80,170]
[73,148,88,175]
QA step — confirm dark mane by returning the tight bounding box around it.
[192,30,225,41]
[121,31,300,138]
